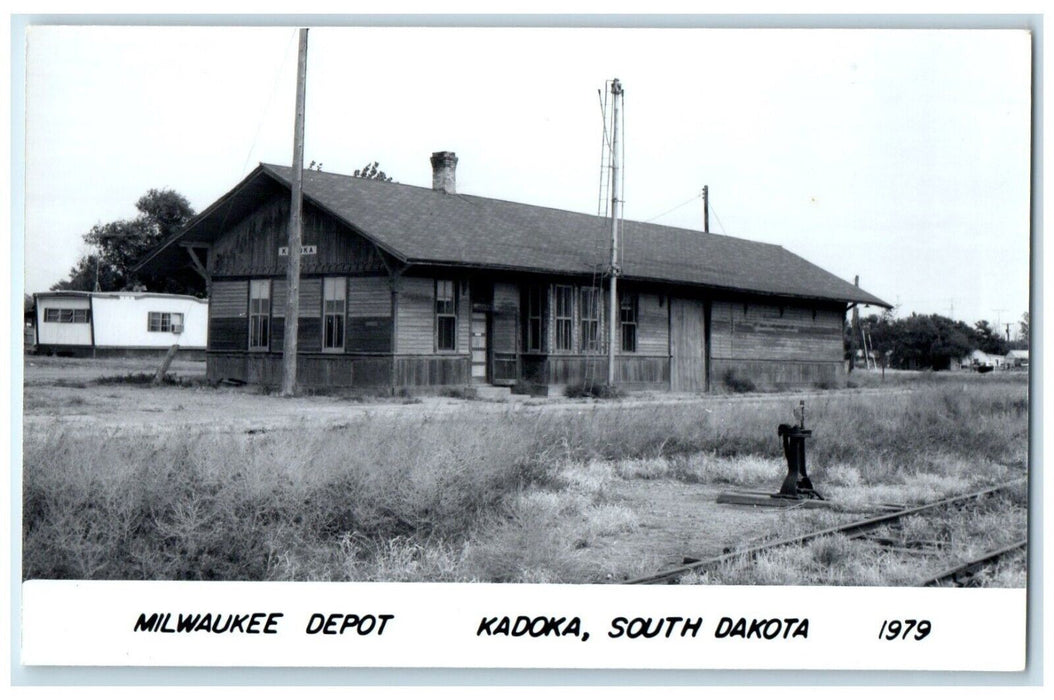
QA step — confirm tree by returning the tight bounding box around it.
[861,312,977,370]
[51,189,199,295]
[352,161,394,182]
[973,320,1010,356]
[1018,312,1030,348]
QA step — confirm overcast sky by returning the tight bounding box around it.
[22,25,1031,330]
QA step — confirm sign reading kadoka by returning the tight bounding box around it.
[278,245,317,256]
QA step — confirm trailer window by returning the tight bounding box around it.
[147,311,184,333]
[43,308,90,323]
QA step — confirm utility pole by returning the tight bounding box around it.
[607,78,623,386]
[702,185,709,233]
[280,28,308,397]
[850,275,861,372]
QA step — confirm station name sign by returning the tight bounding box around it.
[278,245,317,256]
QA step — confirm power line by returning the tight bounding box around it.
[241,28,299,176]
[708,202,728,235]
[643,193,702,223]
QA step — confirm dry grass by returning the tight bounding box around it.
[23,377,1028,583]
[697,485,1027,586]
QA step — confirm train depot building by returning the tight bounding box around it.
[137,153,888,393]
[32,291,208,358]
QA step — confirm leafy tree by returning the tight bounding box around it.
[352,161,394,182]
[1018,312,1030,348]
[973,320,1010,355]
[860,312,978,370]
[51,189,199,295]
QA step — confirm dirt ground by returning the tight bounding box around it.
[21,355,913,436]
[594,479,835,579]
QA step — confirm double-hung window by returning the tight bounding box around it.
[323,277,346,351]
[435,279,457,351]
[525,286,545,352]
[554,285,574,352]
[147,311,184,333]
[579,287,602,352]
[620,294,638,353]
[249,279,271,350]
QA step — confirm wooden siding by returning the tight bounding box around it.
[711,358,843,388]
[209,280,248,351]
[395,276,435,355]
[531,355,668,388]
[272,277,322,318]
[458,280,471,354]
[210,195,387,277]
[634,292,669,356]
[669,297,707,392]
[347,276,393,353]
[347,317,392,353]
[207,352,391,387]
[211,280,248,318]
[394,276,470,356]
[271,317,323,353]
[393,356,470,386]
[710,301,843,363]
[348,276,392,317]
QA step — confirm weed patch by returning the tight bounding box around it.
[93,372,199,387]
[23,379,1028,583]
[721,370,756,393]
[564,382,626,399]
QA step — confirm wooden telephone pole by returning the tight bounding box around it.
[280,28,309,397]
[702,185,709,233]
[606,78,623,386]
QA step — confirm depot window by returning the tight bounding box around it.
[249,279,271,351]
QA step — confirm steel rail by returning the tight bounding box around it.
[920,539,1028,587]
[625,479,1025,585]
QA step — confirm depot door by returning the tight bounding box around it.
[471,311,488,383]
[669,297,707,392]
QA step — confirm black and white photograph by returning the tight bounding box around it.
[13,16,1034,676]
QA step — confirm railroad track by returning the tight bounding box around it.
[920,539,1028,587]
[626,479,1027,585]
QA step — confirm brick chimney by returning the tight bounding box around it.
[430,151,458,194]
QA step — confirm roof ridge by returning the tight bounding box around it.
[260,161,763,243]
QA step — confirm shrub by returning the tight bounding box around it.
[93,372,198,387]
[564,381,626,399]
[440,386,478,400]
[511,379,547,397]
[721,369,756,393]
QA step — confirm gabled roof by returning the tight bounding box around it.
[138,163,890,308]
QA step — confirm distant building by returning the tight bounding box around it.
[1007,349,1029,368]
[32,291,208,358]
[960,349,1007,370]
